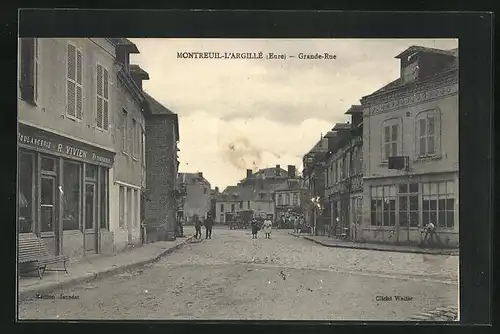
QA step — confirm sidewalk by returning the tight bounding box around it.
[289,232,458,256]
[18,235,193,301]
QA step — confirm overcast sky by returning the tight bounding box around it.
[130,38,458,190]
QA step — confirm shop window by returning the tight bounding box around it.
[86,164,97,179]
[119,186,125,228]
[398,183,419,227]
[370,185,396,226]
[127,188,133,228]
[99,168,108,229]
[62,162,80,231]
[41,156,55,172]
[41,177,55,232]
[18,152,34,233]
[422,181,455,228]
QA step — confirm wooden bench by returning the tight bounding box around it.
[18,233,69,279]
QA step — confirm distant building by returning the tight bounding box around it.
[274,165,306,220]
[324,108,364,240]
[177,172,211,222]
[360,45,458,247]
[215,165,290,223]
[302,137,329,234]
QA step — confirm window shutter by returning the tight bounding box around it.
[67,81,76,117]
[103,68,109,99]
[76,49,83,119]
[20,38,35,103]
[76,85,83,120]
[96,65,103,128]
[103,100,109,130]
[67,44,76,80]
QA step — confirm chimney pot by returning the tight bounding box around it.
[276,164,281,176]
[246,169,252,178]
[288,165,296,178]
[198,172,203,178]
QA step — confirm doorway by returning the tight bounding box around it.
[84,182,98,253]
[40,175,59,254]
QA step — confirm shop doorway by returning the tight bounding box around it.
[84,182,98,253]
[40,157,60,255]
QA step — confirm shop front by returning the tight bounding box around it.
[17,124,115,261]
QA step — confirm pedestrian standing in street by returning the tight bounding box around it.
[251,218,259,239]
[194,215,202,239]
[293,215,300,233]
[262,217,272,239]
[204,213,214,239]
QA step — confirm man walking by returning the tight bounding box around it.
[194,215,202,239]
[204,213,214,239]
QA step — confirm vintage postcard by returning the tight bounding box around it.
[17,37,459,321]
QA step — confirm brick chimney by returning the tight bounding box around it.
[215,187,219,193]
[198,172,203,178]
[246,169,252,178]
[276,165,281,176]
[287,165,296,178]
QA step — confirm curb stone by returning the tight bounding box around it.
[19,236,193,302]
[290,232,458,256]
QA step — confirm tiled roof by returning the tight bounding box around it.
[179,173,209,185]
[130,64,150,79]
[143,91,175,115]
[332,123,351,130]
[395,45,457,59]
[108,38,140,53]
[251,167,288,179]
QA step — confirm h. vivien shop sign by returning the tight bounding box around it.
[18,124,115,167]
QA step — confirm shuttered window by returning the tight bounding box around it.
[67,43,83,120]
[20,38,36,104]
[96,64,109,130]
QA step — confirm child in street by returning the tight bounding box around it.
[251,218,259,239]
[262,218,272,239]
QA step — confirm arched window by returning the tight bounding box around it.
[416,109,441,158]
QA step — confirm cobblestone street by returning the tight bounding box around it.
[19,228,458,321]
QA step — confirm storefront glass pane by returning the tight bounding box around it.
[399,212,407,227]
[409,183,418,193]
[86,164,97,179]
[410,195,418,210]
[100,168,107,229]
[19,152,34,233]
[41,177,55,232]
[85,183,95,230]
[41,156,55,172]
[446,181,455,195]
[409,212,419,227]
[446,211,454,228]
[63,162,80,230]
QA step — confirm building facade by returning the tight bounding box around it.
[18,38,117,261]
[324,109,364,240]
[177,172,212,222]
[302,137,328,235]
[359,46,459,247]
[274,170,306,223]
[108,40,148,252]
[143,92,180,242]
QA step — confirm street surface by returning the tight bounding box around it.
[19,227,459,320]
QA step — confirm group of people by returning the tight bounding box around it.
[192,213,214,240]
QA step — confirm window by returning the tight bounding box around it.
[239,201,243,209]
[292,193,299,206]
[18,152,34,233]
[141,129,146,165]
[204,188,207,194]
[220,204,224,212]
[247,201,251,209]
[285,194,290,206]
[127,188,133,229]
[67,43,83,120]
[132,119,138,159]
[20,38,39,104]
[355,197,363,224]
[398,183,419,227]
[99,168,108,229]
[416,111,439,157]
[422,181,455,228]
[119,186,125,228]
[122,109,128,154]
[34,38,40,103]
[96,64,109,130]
[382,119,400,162]
[370,185,396,226]
[231,204,235,212]
[62,162,80,231]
